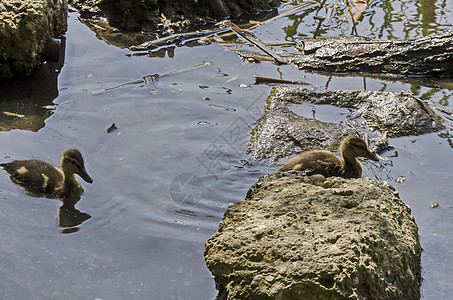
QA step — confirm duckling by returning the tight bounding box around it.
[278,135,378,178]
[1,149,93,199]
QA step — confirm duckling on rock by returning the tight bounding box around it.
[278,135,379,178]
[1,149,93,199]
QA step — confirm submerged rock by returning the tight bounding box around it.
[0,0,67,77]
[247,86,444,161]
[205,174,421,299]
[278,86,444,137]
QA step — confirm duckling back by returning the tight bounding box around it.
[278,150,342,177]
[1,159,66,197]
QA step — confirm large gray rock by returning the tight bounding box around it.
[0,0,67,77]
[205,174,421,299]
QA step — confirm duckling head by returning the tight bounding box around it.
[60,149,93,183]
[340,135,379,161]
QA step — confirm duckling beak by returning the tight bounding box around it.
[78,167,93,183]
[364,150,379,162]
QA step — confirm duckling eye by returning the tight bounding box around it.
[358,143,367,149]
[359,144,369,151]
[351,142,368,151]
[66,158,81,170]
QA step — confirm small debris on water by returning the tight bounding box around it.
[396,176,405,184]
[106,123,118,133]
[226,75,239,83]
[197,121,218,126]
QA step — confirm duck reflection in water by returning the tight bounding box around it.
[1,149,93,229]
[58,198,91,232]
[279,135,379,178]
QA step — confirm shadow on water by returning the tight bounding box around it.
[0,37,66,132]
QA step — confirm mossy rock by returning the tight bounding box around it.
[0,0,67,77]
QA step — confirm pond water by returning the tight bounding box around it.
[0,0,452,299]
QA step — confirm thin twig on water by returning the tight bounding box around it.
[92,62,212,94]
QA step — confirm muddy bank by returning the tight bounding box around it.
[0,0,67,77]
[205,174,421,299]
[247,86,444,161]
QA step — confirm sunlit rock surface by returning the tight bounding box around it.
[0,0,67,77]
[247,86,444,161]
[205,174,421,299]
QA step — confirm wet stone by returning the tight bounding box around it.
[247,85,444,161]
[276,86,444,137]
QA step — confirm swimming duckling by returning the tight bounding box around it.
[278,135,379,178]
[1,149,93,199]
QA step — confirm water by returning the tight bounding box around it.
[0,0,452,299]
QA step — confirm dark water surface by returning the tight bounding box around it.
[0,0,452,299]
